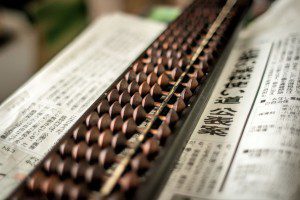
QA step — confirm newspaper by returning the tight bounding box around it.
[0,13,165,199]
[159,0,300,200]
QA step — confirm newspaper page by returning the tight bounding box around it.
[159,0,300,200]
[0,13,165,199]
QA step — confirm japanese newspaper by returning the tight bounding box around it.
[159,0,300,199]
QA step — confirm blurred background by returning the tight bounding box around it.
[0,0,273,102]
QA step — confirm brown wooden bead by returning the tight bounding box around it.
[85,144,101,163]
[180,88,192,101]
[54,180,74,200]
[111,133,127,150]
[71,161,89,181]
[162,41,170,50]
[195,59,209,72]
[133,105,147,122]
[128,81,139,94]
[141,138,160,158]
[173,97,186,112]
[155,49,163,57]
[120,103,134,120]
[57,158,73,177]
[119,172,140,192]
[139,82,151,96]
[85,112,99,127]
[97,99,110,115]
[107,89,120,103]
[165,109,179,125]
[132,61,144,73]
[143,63,154,74]
[98,129,113,148]
[167,58,180,69]
[119,91,131,106]
[192,68,205,79]
[158,73,170,87]
[131,154,150,174]
[109,102,122,118]
[147,72,158,86]
[172,42,180,50]
[59,140,75,157]
[130,92,143,107]
[154,64,165,76]
[178,58,189,67]
[72,124,87,141]
[157,57,169,66]
[41,175,60,195]
[116,79,129,92]
[142,94,154,108]
[44,154,62,173]
[150,83,162,97]
[27,171,45,191]
[98,113,112,131]
[110,116,123,133]
[166,49,174,58]
[85,165,106,189]
[186,77,199,90]
[69,185,88,200]
[72,142,89,160]
[122,118,137,136]
[156,123,172,140]
[171,67,183,80]
[136,72,147,84]
[152,40,160,48]
[125,70,136,82]
[146,47,155,56]
[85,127,100,144]
[176,51,184,59]
[158,34,166,42]
[98,147,116,167]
